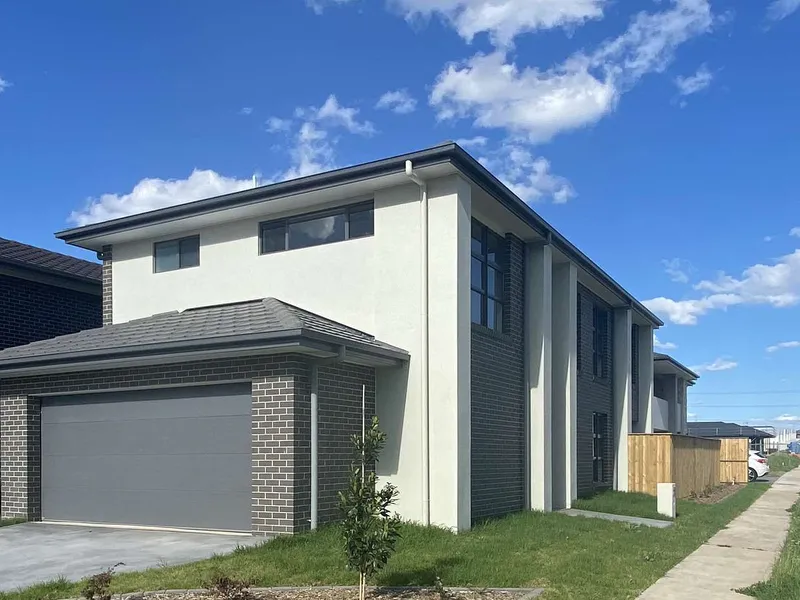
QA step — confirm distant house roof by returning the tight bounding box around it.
[654,352,700,380]
[0,298,409,377]
[0,237,101,283]
[687,421,775,439]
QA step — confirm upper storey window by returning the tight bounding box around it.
[470,219,505,332]
[260,201,374,254]
[153,236,200,273]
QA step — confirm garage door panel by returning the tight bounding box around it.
[42,387,251,424]
[42,453,251,493]
[41,384,252,532]
[42,415,251,456]
[42,488,251,532]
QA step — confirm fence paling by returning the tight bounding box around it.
[628,434,720,498]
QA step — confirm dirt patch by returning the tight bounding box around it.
[118,588,542,600]
[689,484,746,505]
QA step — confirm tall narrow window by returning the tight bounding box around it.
[153,236,200,273]
[593,412,608,483]
[592,304,609,378]
[470,220,505,332]
[576,293,583,372]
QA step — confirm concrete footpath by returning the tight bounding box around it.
[638,468,800,599]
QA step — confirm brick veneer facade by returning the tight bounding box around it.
[576,284,615,496]
[0,274,101,351]
[0,354,375,535]
[470,233,526,522]
[101,245,113,326]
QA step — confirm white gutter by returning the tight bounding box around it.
[405,160,430,526]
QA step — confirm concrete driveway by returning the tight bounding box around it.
[0,523,263,592]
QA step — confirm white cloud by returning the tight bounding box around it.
[376,89,417,114]
[776,414,800,422]
[70,94,373,225]
[663,258,692,283]
[265,117,292,133]
[790,227,800,237]
[687,412,697,419]
[765,236,774,242]
[430,0,713,143]
[674,64,713,96]
[306,95,376,135]
[392,0,606,47]
[0,77,9,93]
[691,357,738,373]
[68,170,256,226]
[239,107,253,116]
[645,249,800,324]
[306,0,356,14]
[643,294,742,325]
[767,341,800,353]
[479,142,576,204]
[456,136,488,149]
[766,0,800,21]
[654,334,678,351]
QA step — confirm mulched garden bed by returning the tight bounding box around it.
[690,483,746,505]
[109,587,542,600]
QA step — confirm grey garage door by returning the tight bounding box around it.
[41,384,252,532]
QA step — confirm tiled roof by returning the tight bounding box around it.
[0,237,101,281]
[0,298,407,366]
[687,421,775,439]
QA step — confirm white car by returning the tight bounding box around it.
[749,450,770,482]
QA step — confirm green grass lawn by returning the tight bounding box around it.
[0,484,768,600]
[572,490,671,521]
[741,499,800,599]
[0,519,25,528]
[768,453,800,474]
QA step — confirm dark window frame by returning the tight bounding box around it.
[592,303,609,379]
[592,412,608,483]
[153,235,200,273]
[470,219,505,333]
[577,293,583,372]
[258,200,374,255]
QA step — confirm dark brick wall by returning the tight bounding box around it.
[101,245,112,326]
[0,354,374,536]
[316,364,376,524]
[470,234,526,521]
[631,324,640,425]
[0,274,101,350]
[576,284,615,497]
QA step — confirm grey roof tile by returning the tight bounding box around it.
[0,237,101,281]
[0,298,407,364]
[687,421,775,439]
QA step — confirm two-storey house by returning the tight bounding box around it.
[0,143,668,536]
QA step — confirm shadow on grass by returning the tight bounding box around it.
[378,557,467,587]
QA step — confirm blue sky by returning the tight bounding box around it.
[1,0,799,429]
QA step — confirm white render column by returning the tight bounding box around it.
[551,261,577,509]
[667,375,679,433]
[526,243,553,512]
[613,308,633,492]
[636,325,655,434]
[426,175,472,531]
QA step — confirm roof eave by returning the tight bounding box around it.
[56,142,662,327]
[0,330,409,378]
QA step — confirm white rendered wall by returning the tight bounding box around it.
[427,175,472,531]
[551,261,578,509]
[526,244,553,512]
[636,325,655,434]
[613,308,633,492]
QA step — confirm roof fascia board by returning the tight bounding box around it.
[0,259,101,293]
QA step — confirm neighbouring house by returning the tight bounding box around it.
[687,421,776,453]
[0,142,671,536]
[652,353,699,434]
[0,237,102,350]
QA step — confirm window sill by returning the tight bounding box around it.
[471,322,510,340]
